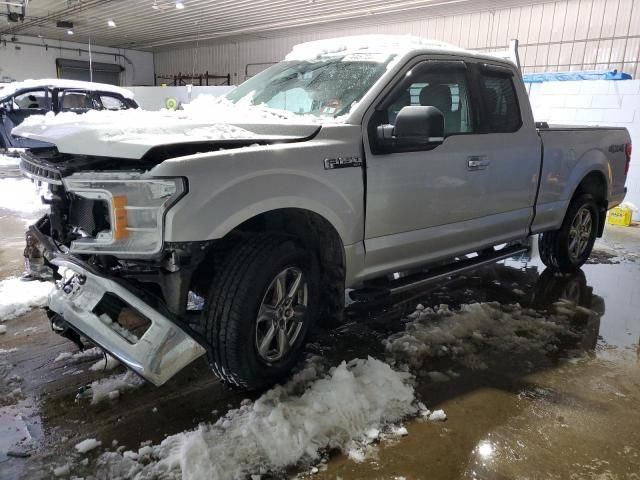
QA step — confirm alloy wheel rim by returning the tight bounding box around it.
[568,206,593,261]
[255,266,308,363]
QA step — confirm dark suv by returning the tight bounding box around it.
[0,80,138,151]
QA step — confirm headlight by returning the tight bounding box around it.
[63,173,186,257]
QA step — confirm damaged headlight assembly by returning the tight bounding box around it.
[62,172,186,257]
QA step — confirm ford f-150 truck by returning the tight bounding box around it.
[15,36,631,390]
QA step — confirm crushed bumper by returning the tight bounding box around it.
[48,257,206,386]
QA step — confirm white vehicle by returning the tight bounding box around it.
[0,79,137,152]
[16,36,631,390]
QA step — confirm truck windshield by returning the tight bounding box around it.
[225,56,392,118]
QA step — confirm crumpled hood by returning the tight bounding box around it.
[13,108,321,160]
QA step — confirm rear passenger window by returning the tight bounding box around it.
[479,72,521,133]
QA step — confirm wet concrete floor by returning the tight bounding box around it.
[1,194,639,479]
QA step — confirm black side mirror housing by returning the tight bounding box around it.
[376,105,445,150]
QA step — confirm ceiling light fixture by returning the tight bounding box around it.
[175,1,185,9]
[107,19,116,27]
[67,29,74,35]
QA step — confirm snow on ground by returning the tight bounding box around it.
[385,302,576,371]
[89,354,121,372]
[0,153,19,166]
[0,278,53,322]
[89,371,145,404]
[98,357,416,479]
[0,178,47,216]
[54,347,103,363]
[75,438,102,454]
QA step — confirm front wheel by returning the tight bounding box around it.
[539,194,599,272]
[203,234,319,390]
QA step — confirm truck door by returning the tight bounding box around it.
[4,89,51,148]
[470,62,541,235]
[361,58,537,278]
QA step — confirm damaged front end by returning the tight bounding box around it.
[21,149,209,386]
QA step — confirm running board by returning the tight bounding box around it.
[350,245,529,301]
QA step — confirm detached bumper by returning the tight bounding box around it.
[48,257,206,386]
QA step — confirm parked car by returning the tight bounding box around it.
[15,36,630,391]
[0,79,138,152]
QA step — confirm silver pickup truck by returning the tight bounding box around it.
[16,37,631,390]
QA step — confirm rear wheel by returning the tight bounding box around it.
[203,234,319,390]
[539,194,599,272]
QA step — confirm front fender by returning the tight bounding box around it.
[166,170,361,243]
[155,132,365,245]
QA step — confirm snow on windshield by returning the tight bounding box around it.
[225,56,388,118]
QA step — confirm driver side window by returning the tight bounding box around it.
[13,90,51,111]
[385,66,475,136]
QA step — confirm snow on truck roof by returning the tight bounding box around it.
[0,79,134,100]
[285,35,467,61]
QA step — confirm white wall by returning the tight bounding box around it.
[528,80,640,219]
[155,0,640,82]
[0,35,154,86]
[128,85,233,110]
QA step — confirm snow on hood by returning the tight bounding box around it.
[12,95,327,159]
[285,34,462,61]
[0,78,134,100]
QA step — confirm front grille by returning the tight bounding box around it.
[20,152,63,184]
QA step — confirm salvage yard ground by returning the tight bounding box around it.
[1,159,640,479]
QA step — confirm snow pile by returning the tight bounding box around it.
[99,357,416,479]
[54,347,103,363]
[89,354,120,372]
[285,35,460,61]
[0,178,47,215]
[385,302,575,370]
[75,438,102,453]
[0,154,19,166]
[89,371,145,404]
[0,278,53,321]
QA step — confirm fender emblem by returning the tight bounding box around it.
[323,156,362,170]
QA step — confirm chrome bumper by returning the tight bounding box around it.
[48,257,206,386]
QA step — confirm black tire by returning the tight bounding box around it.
[539,194,599,272]
[203,233,319,390]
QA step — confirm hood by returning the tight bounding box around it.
[12,107,322,160]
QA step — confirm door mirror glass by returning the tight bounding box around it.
[377,105,444,149]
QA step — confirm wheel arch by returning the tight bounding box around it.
[571,170,608,236]
[192,208,347,326]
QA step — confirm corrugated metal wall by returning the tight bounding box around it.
[154,0,640,83]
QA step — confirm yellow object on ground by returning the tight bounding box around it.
[608,205,633,226]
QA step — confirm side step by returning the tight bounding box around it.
[350,244,529,301]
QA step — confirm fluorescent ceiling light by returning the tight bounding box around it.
[175,1,185,9]
[67,29,74,35]
[107,19,116,27]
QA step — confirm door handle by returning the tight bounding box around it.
[467,155,490,170]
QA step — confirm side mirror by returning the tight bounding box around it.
[377,106,445,150]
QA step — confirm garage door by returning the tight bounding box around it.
[56,59,123,85]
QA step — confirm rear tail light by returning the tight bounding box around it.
[625,143,632,175]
